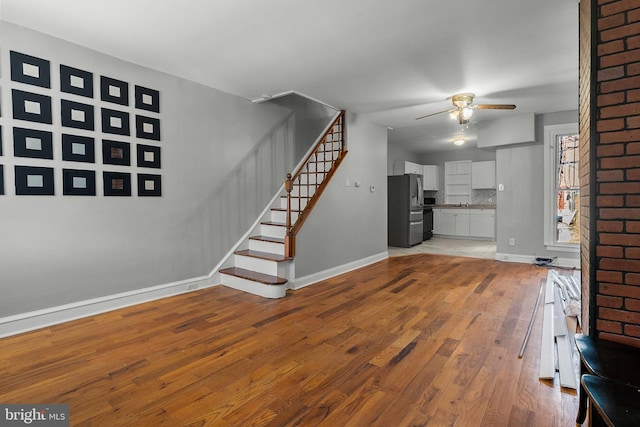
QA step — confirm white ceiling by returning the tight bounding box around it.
[1,0,579,153]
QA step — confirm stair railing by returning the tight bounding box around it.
[284,110,347,257]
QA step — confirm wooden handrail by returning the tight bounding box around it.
[284,111,347,257]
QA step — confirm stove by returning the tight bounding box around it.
[423,197,435,240]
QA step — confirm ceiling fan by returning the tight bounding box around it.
[416,93,516,125]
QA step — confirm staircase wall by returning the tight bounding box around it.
[294,111,389,283]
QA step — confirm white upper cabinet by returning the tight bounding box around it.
[404,161,423,175]
[423,165,439,191]
[471,161,496,189]
[444,160,472,204]
[393,160,423,176]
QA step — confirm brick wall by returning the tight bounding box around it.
[592,0,640,347]
[579,0,593,335]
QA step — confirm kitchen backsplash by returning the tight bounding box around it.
[424,189,496,205]
[472,189,497,205]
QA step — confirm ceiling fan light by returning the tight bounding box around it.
[449,111,458,120]
[461,107,474,120]
[454,139,465,146]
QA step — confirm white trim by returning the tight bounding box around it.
[495,252,580,269]
[251,90,340,111]
[0,275,215,338]
[291,252,389,290]
[545,243,580,253]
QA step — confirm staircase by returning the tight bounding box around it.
[219,111,346,298]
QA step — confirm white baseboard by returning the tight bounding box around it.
[0,276,215,339]
[291,251,389,290]
[495,252,580,269]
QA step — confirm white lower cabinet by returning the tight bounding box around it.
[453,210,470,237]
[434,208,495,239]
[434,209,469,236]
[469,209,495,239]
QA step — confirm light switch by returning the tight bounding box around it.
[498,184,504,191]
[345,179,350,187]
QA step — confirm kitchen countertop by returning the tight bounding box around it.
[433,204,497,209]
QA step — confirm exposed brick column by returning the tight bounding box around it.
[592,0,640,347]
[579,0,594,335]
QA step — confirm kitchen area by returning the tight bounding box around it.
[387,157,497,258]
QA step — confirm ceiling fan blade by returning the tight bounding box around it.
[415,109,453,120]
[475,104,516,110]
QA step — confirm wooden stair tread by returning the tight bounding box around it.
[249,235,285,244]
[235,249,291,262]
[271,207,302,213]
[260,221,286,227]
[220,267,287,285]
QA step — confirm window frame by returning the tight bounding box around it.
[543,123,580,252]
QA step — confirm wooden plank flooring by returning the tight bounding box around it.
[0,255,577,426]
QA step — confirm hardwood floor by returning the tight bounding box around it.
[0,255,577,426]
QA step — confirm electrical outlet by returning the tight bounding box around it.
[509,238,515,246]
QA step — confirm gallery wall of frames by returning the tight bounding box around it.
[0,50,162,197]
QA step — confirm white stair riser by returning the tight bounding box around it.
[313,151,338,162]
[321,141,341,151]
[290,186,314,197]
[235,254,279,276]
[261,223,286,239]
[271,210,299,224]
[296,174,324,186]
[249,239,285,255]
[306,162,330,173]
[220,273,287,299]
[280,197,308,211]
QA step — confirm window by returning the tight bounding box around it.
[544,123,580,251]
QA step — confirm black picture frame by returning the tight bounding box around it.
[135,85,160,113]
[103,171,131,196]
[12,89,53,124]
[102,140,130,166]
[63,169,96,196]
[13,127,54,159]
[62,134,95,163]
[137,174,162,197]
[61,99,95,131]
[0,125,3,156]
[100,76,129,106]
[60,65,94,98]
[101,108,130,136]
[10,51,51,88]
[136,144,161,168]
[135,115,161,141]
[0,165,4,195]
[15,166,55,195]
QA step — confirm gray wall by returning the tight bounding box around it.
[387,140,422,175]
[268,94,337,161]
[0,23,352,317]
[296,112,388,277]
[495,110,579,260]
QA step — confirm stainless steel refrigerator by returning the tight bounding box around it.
[388,174,424,247]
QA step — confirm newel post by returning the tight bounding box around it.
[284,173,295,258]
